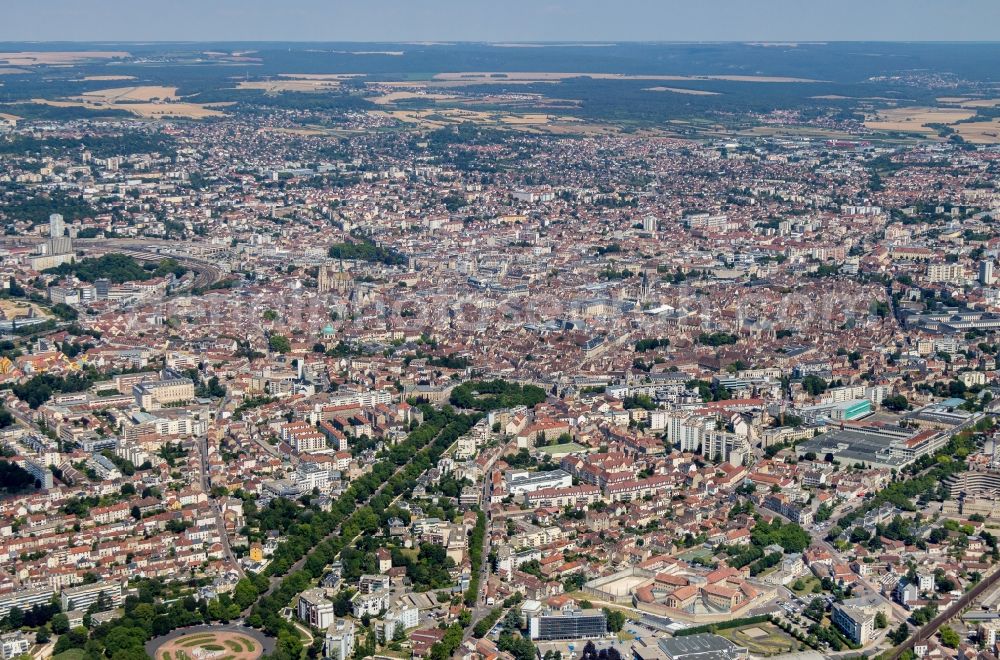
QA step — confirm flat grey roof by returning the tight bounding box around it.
[796,429,909,468]
[508,469,572,484]
[658,633,739,659]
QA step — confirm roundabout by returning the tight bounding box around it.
[147,626,273,660]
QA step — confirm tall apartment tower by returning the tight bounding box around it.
[49,213,65,238]
[980,260,995,286]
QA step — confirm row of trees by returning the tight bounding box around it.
[837,418,994,532]
[465,511,487,606]
[50,407,478,660]
[471,594,524,638]
[673,613,773,637]
[247,406,480,659]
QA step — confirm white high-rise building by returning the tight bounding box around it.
[325,619,355,660]
[665,411,712,453]
[49,213,65,238]
[980,260,995,286]
[298,588,335,630]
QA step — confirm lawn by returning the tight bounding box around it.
[677,547,714,562]
[600,603,642,622]
[179,636,215,647]
[791,576,822,596]
[719,623,800,656]
[568,595,643,623]
[538,442,586,455]
[53,650,87,660]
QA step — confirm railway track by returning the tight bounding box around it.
[885,566,1000,659]
[0,236,226,290]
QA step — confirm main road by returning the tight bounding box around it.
[201,393,244,578]
[248,421,469,613]
[464,446,504,642]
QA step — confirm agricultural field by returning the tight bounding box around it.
[29,84,232,119]
[0,42,996,134]
[78,86,180,102]
[0,51,129,66]
[430,72,822,84]
[371,107,586,133]
[237,79,342,93]
[937,97,1000,108]
[736,125,860,140]
[953,118,1000,144]
[864,107,977,135]
[82,75,138,82]
[367,90,461,104]
[235,73,367,94]
[862,104,1000,144]
[644,86,721,96]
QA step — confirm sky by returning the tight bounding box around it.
[2,0,1000,42]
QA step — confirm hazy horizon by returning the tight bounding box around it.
[4,40,1000,45]
[3,0,1000,43]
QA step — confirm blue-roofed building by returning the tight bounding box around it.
[800,398,872,422]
